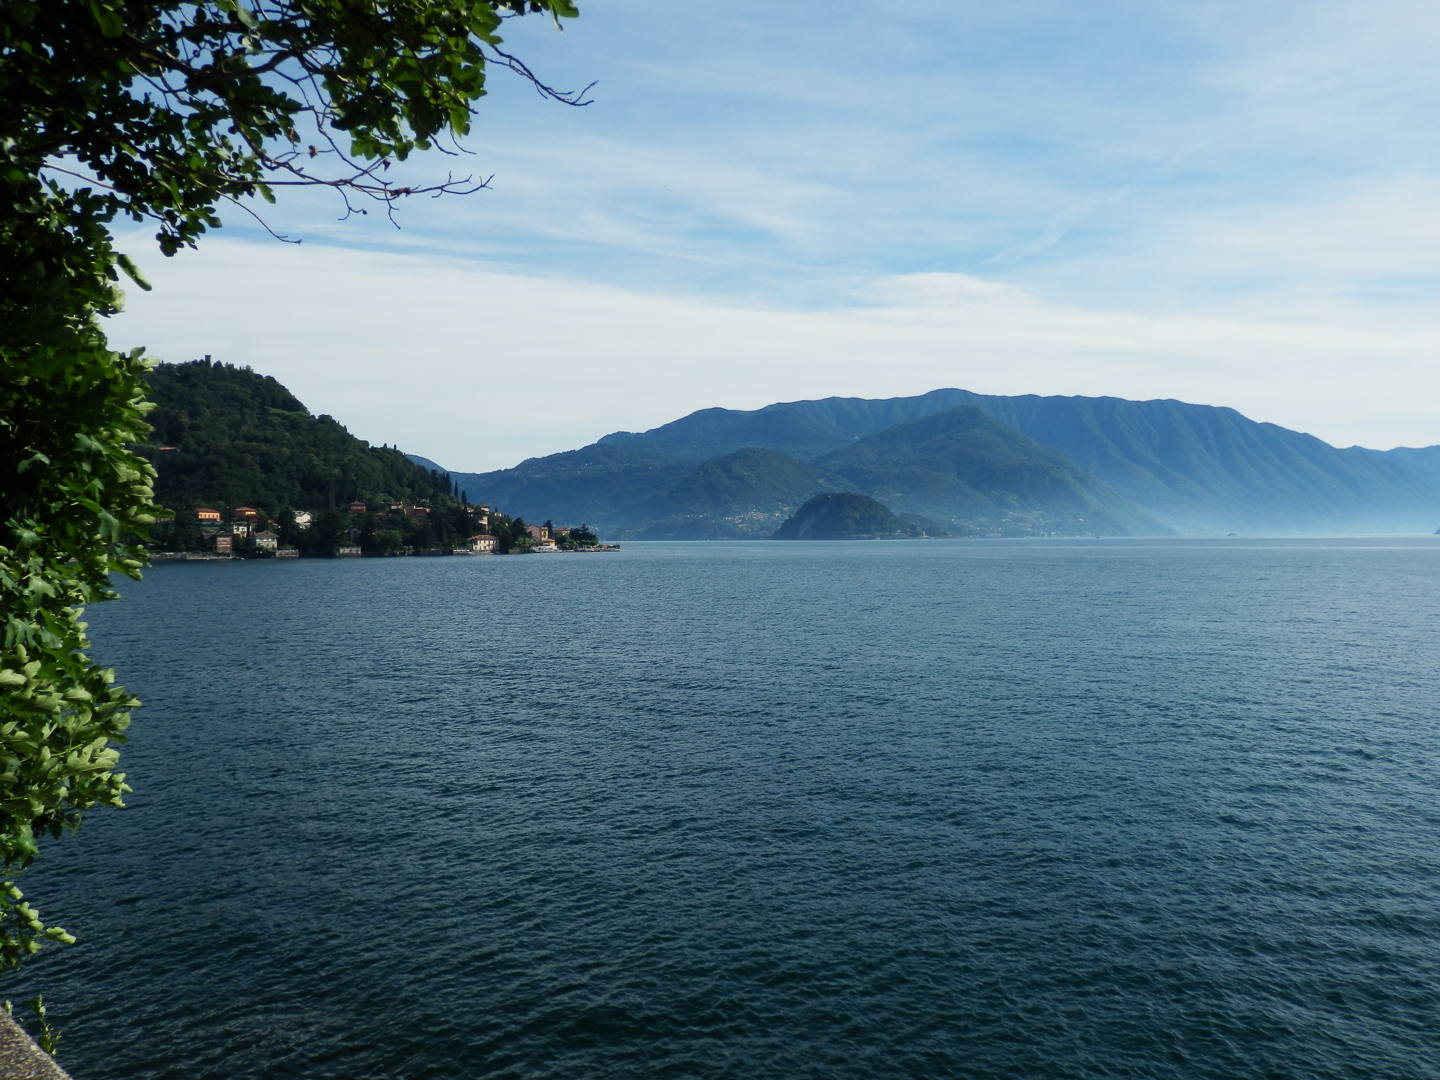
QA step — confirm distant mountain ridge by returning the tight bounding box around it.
[448,389,1440,537]
[631,449,833,539]
[813,406,1158,536]
[405,454,450,475]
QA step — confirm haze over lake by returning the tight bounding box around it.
[18,539,1440,1079]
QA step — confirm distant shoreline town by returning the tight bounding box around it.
[147,501,617,561]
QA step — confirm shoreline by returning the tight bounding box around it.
[148,545,620,562]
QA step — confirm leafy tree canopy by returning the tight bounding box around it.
[2,0,585,261]
[1,0,581,972]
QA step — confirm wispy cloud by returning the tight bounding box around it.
[105,1,1440,466]
[111,237,1440,471]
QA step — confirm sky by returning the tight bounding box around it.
[107,0,1440,471]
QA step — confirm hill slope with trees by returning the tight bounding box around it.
[137,359,502,555]
[773,493,930,540]
[632,448,841,539]
[142,358,455,515]
[815,406,1157,536]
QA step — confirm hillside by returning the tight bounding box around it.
[141,359,456,514]
[631,448,840,539]
[951,393,1440,533]
[133,359,514,555]
[451,388,1440,536]
[816,406,1158,535]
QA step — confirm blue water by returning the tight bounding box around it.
[9,539,1440,1079]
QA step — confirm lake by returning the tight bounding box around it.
[10,538,1440,1078]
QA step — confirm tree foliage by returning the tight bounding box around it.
[0,340,150,970]
[1,0,581,971]
[2,0,587,253]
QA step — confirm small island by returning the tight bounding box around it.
[772,493,943,540]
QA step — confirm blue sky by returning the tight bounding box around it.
[110,0,1440,470]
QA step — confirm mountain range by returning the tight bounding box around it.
[437,388,1440,538]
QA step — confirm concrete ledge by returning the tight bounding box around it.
[0,1011,70,1079]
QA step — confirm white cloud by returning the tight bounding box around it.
[109,237,1440,472]
[92,2,1440,472]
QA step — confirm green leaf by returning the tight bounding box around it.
[84,1,124,37]
[115,253,151,291]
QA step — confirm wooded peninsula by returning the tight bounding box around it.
[138,359,612,559]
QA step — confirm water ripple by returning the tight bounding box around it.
[12,538,1440,1079]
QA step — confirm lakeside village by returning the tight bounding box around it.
[148,501,617,561]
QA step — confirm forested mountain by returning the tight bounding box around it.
[141,358,455,514]
[450,389,1440,537]
[773,493,930,540]
[944,393,1440,533]
[451,442,693,531]
[663,448,831,517]
[632,449,839,539]
[597,388,977,462]
[814,406,1158,536]
[141,365,1440,540]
